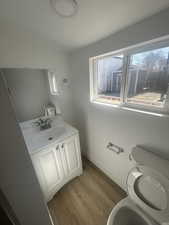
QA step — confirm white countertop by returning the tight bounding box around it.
[20,116,78,154]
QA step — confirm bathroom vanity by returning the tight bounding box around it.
[20,117,83,202]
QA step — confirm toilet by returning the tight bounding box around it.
[107,146,169,225]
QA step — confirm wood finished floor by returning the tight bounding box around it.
[48,159,126,225]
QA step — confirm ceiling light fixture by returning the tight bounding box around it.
[50,0,78,17]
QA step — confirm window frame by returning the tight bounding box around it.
[89,35,169,115]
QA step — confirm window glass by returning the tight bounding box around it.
[96,55,124,105]
[126,47,169,107]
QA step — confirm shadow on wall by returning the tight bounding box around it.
[3,68,50,122]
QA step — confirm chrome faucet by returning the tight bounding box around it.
[34,118,52,130]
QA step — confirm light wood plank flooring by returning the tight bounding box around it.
[48,159,126,225]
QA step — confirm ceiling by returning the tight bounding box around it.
[0,0,169,50]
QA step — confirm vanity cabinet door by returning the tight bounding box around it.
[61,134,82,177]
[32,145,64,201]
[31,134,82,202]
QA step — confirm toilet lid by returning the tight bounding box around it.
[127,166,169,224]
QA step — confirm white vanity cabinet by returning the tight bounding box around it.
[31,133,82,202]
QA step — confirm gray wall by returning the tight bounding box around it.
[3,68,74,124]
[0,74,53,225]
[4,69,49,122]
[70,8,169,190]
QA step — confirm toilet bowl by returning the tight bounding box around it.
[107,198,157,225]
[107,146,169,225]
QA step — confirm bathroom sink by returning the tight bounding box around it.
[35,126,65,142]
[24,126,66,152]
[20,117,78,154]
[33,126,65,143]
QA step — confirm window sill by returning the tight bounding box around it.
[91,100,169,118]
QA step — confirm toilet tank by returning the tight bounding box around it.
[131,146,169,179]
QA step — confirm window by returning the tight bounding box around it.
[90,37,169,114]
[48,71,59,95]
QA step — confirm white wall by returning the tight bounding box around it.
[0,74,53,225]
[70,8,169,190]
[0,27,74,124]
[0,23,66,68]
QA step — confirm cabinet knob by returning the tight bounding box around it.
[56,145,59,150]
[61,143,64,148]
